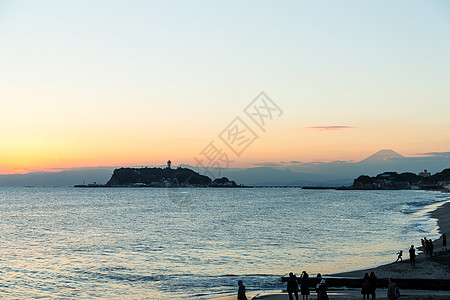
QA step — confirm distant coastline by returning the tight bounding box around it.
[74,164,450,192]
[352,168,450,191]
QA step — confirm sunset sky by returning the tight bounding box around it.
[1,1,450,174]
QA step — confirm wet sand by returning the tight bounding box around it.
[212,199,450,300]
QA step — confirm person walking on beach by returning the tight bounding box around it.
[368,271,377,299]
[409,245,416,266]
[300,271,310,300]
[395,250,403,263]
[315,273,329,300]
[443,233,447,250]
[387,278,400,300]
[429,239,434,256]
[237,280,247,300]
[287,272,299,300]
[361,273,370,299]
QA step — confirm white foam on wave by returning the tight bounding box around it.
[411,195,450,240]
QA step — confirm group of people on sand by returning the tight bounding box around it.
[421,234,447,254]
[237,271,328,300]
[361,272,400,300]
[395,233,448,267]
[238,271,400,300]
[421,237,435,256]
[237,233,450,300]
[286,271,328,300]
[361,272,377,299]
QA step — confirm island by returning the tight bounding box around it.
[75,165,239,188]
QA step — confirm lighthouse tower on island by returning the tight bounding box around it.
[167,160,172,169]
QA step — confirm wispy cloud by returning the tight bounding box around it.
[306,125,355,131]
[253,162,284,167]
[299,161,325,166]
[253,160,354,168]
[256,161,316,167]
[418,152,450,158]
[280,161,303,165]
[254,161,305,167]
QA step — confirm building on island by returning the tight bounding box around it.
[418,169,431,177]
[167,160,171,169]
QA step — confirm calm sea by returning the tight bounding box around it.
[0,187,447,299]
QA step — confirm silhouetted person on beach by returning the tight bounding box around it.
[315,273,329,300]
[237,280,247,300]
[368,271,377,299]
[424,237,429,255]
[421,238,425,251]
[395,250,403,263]
[443,233,447,250]
[409,245,416,266]
[300,271,310,300]
[387,278,400,300]
[429,239,434,256]
[361,272,370,299]
[287,272,299,300]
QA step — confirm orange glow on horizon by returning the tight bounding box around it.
[1,121,449,175]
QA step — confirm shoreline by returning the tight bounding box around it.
[331,199,450,279]
[211,197,450,300]
[327,200,450,284]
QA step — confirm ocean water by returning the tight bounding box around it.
[0,187,448,299]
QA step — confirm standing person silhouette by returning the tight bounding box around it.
[315,273,329,300]
[409,245,416,266]
[237,280,247,300]
[387,278,400,300]
[368,272,377,299]
[443,233,447,250]
[300,271,310,300]
[287,272,299,300]
[361,273,370,299]
[429,239,434,256]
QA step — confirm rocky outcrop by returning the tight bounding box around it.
[211,177,237,187]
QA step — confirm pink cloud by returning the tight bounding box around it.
[306,125,355,131]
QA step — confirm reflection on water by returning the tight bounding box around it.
[0,187,446,298]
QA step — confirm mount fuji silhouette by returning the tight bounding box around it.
[360,149,404,163]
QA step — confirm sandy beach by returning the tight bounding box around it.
[212,198,450,300]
